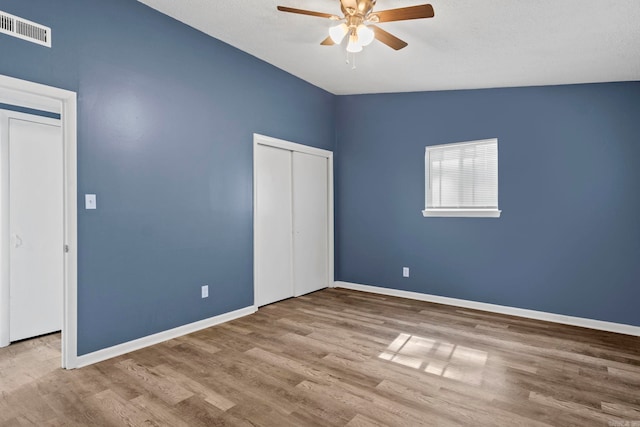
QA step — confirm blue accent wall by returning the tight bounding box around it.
[1,0,638,355]
[335,83,640,327]
[0,0,335,354]
[0,103,60,119]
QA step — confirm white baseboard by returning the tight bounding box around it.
[334,281,640,337]
[74,305,257,368]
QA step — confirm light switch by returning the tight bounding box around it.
[85,194,96,210]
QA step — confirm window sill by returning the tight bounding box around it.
[422,208,501,218]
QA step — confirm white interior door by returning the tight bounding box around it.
[254,144,294,306]
[292,152,329,297]
[8,117,63,342]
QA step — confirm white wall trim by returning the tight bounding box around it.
[334,281,640,337]
[254,133,332,158]
[75,305,257,368]
[0,83,62,113]
[0,74,77,370]
[422,208,502,218]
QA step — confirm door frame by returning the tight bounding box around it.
[253,133,334,306]
[0,74,78,369]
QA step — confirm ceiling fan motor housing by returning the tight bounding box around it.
[341,0,377,20]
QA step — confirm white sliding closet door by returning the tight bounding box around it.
[254,134,333,308]
[293,152,329,297]
[254,144,294,307]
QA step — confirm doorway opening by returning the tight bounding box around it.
[0,74,77,369]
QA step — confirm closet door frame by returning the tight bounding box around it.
[253,133,334,307]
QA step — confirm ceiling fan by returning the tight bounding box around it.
[276,0,434,53]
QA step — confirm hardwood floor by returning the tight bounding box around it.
[1,288,639,426]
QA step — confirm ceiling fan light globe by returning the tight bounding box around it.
[346,34,363,53]
[329,23,348,44]
[357,24,374,46]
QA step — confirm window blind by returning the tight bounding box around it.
[427,139,498,209]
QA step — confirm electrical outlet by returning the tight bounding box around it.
[201,285,209,298]
[403,267,410,278]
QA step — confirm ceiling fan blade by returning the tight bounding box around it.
[373,4,434,23]
[277,6,337,19]
[320,36,335,46]
[371,25,408,50]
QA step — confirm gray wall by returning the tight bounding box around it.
[0,0,335,354]
[335,83,640,327]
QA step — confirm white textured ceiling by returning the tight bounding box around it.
[137,0,640,95]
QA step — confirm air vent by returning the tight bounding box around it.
[0,10,51,47]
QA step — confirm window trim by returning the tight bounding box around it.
[423,138,501,218]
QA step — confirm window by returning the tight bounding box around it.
[423,138,501,218]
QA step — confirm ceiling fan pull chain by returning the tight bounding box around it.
[352,53,357,70]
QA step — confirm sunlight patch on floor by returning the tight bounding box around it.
[379,333,488,385]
